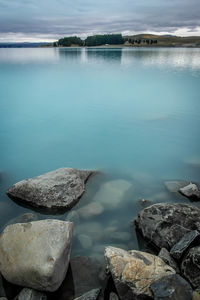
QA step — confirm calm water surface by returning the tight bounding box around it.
[0,47,200,260]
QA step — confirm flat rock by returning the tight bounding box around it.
[151,274,193,300]
[93,179,132,210]
[16,288,47,300]
[135,203,200,250]
[181,246,200,290]
[179,183,200,200]
[0,220,73,292]
[164,181,189,193]
[105,246,175,299]
[158,248,179,273]
[74,288,101,300]
[7,168,93,212]
[170,230,200,260]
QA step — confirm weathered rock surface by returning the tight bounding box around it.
[179,183,200,200]
[170,230,200,260]
[16,288,47,300]
[105,246,175,299]
[158,248,179,273]
[0,220,73,292]
[151,274,193,300]
[93,179,132,210]
[135,203,200,250]
[181,246,200,290]
[7,168,93,212]
[164,181,189,193]
[74,288,101,300]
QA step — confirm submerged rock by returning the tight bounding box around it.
[74,288,101,300]
[151,274,193,300]
[135,203,200,250]
[164,181,189,193]
[179,183,200,200]
[78,234,93,249]
[4,213,38,228]
[7,168,94,212]
[93,179,132,210]
[16,288,47,300]
[158,248,179,273]
[77,202,104,219]
[0,220,73,292]
[170,230,200,260]
[105,246,175,299]
[181,246,200,291]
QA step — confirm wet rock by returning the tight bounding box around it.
[179,183,200,200]
[0,220,73,292]
[151,274,193,300]
[78,202,104,219]
[158,248,179,273]
[7,168,94,212]
[109,292,119,300]
[164,181,190,193]
[105,246,175,299]
[16,288,47,300]
[181,246,200,290]
[170,230,200,260]
[78,234,93,249]
[93,179,132,210]
[135,203,200,250]
[74,288,101,300]
[4,213,38,228]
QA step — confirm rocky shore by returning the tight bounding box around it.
[0,168,200,299]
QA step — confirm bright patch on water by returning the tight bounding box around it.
[0,47,200,260]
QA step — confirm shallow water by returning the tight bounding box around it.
[0,47,200,260]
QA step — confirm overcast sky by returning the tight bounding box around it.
[0,0,200,42]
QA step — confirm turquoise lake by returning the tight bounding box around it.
[0,47,200,260]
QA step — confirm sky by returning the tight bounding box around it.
[0,0,200,42]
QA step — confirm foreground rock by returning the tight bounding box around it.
[0,220,73,292]
[179,183,200,200]
[135,203,200,250]
[16,288,47,300]
[74,288,101,300]
[170,230,200,260]
[151,274,193,300]
[105,246,175,299]
[181,246,200,291]
[7,168,93,212]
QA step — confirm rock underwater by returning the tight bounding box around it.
[7,167,94,213]
[0,220,73,292]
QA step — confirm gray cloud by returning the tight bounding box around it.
[0,0,200,41]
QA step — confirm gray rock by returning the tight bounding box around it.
[164,181,190,193]
[170,230,200,260]
[181,246,200,290]
[179,183,200,200]
[0,220,73,292]
[109,292,119,300]
[7,168,93,212]
[158,248,180,273]
[16,288,47,300]
[151,274,193,300]
[135,203,200,250]
[105,246,175,299]
[74,288,101,300]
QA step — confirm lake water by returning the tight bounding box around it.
[0,47,200,261]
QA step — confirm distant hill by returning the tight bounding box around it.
[0,42,51,48]
[124,34,200,47]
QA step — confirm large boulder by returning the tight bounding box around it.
[135,203,200,250]
[151,274,193,300]
[105,246,175,299]
[0,220,73,292]
[7,168,93,212]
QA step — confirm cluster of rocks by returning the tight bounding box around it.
[1,167,200,299]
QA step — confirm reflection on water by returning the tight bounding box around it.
[0,47,200,267]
